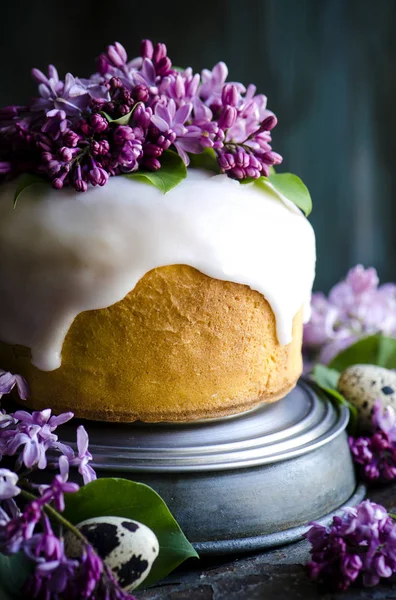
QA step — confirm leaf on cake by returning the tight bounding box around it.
[266,173,312,216]
[100,103,141,126]
[123,149,187,194]
[63,478,199,589]
[13,174,49,208]
[188,148,220,174]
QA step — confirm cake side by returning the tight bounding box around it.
[0,265,303,422]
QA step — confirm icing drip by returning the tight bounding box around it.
[0,170,316,371]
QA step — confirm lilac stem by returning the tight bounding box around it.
[19,489,88,545]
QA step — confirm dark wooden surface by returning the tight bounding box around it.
[137,483,396,599]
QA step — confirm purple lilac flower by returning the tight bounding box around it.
[40,473,79,512]
[304,265,396,366]
[0,38,281,192]
[2,490,136,599]
[0,369,29,400]
[24,514,77,596]
[73,544,103,598]
[151,99,203,164]
[305,499,396,590]
[30,67,92,116]
[1,408,74,470]
[68,426,97,485]
[349,400,396,482]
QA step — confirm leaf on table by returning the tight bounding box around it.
[0,552,33,599]
[312,364,358,432]
[329,335,396,372]
[63,478,199,589]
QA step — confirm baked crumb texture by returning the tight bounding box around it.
[0,265,303,422]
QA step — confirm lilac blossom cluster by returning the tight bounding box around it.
[1,471,134,599]
[0,370,134,598]
[305,500,396,590]
[0,402,96,484]
[349,400,396,482]
[0,40,282,192]
[303,265,396,365]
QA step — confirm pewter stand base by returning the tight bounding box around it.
[61,380,365,555]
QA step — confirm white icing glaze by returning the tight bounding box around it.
[0,170,316,371]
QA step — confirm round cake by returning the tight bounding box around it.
[0,171,314,421]
[0,39,316,422]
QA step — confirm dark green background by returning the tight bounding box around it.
[1,0,395,291]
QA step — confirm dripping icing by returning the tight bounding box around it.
[0,170,316,371]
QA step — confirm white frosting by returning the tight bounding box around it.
[0,170,316,371]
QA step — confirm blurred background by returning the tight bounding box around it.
[0,0,395,292]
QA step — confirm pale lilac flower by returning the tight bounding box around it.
[0,410,16,429]
[200,62,231,107]
[160,70,200,104]
[31,67,91,115]
[152,99,201,164]
[0,369,29,400]
[0,408,74,470]
[0,469,20,500]
[133,58,159,94]
[43,477,79,513]
[68,426,97,485]
[304,265,396,366]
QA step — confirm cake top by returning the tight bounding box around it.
[0,40,311,215]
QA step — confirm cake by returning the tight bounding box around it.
[0,40,316,422]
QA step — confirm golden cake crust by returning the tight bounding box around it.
[0,265,303,422]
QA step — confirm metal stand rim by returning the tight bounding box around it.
[193,483,366,555]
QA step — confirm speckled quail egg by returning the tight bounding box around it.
[338,364,396,431]
[64,516,159,591]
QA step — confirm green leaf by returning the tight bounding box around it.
[329,335,396,372]
[100,103,140,126]
[312,364,358,432]
[312,335,396,434]
[267,173,312,216]
[241,172,312,215]
[0,553,33,599]
[124,150,187,194]
[313,364,341,390]
[13,174,49,208]
[188,148,220,174]
[63,478,198,589]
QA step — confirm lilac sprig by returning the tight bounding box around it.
[303,265,396,366]
[0,39,282,192]
[0,369,29,401]
[0,369,134,598]
[305,500,396,590]
[349,400,396,482]
[0,473,136,599]
[0,407,96,483]
[0,370,96,483]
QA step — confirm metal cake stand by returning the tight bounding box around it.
[60,379,365,555]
